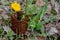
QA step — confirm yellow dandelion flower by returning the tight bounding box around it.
[11,2,21,12]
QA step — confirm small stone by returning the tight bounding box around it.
[3,26,11,33]
[49,27,58,35]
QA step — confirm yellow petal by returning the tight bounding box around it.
[11,2,21,12]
